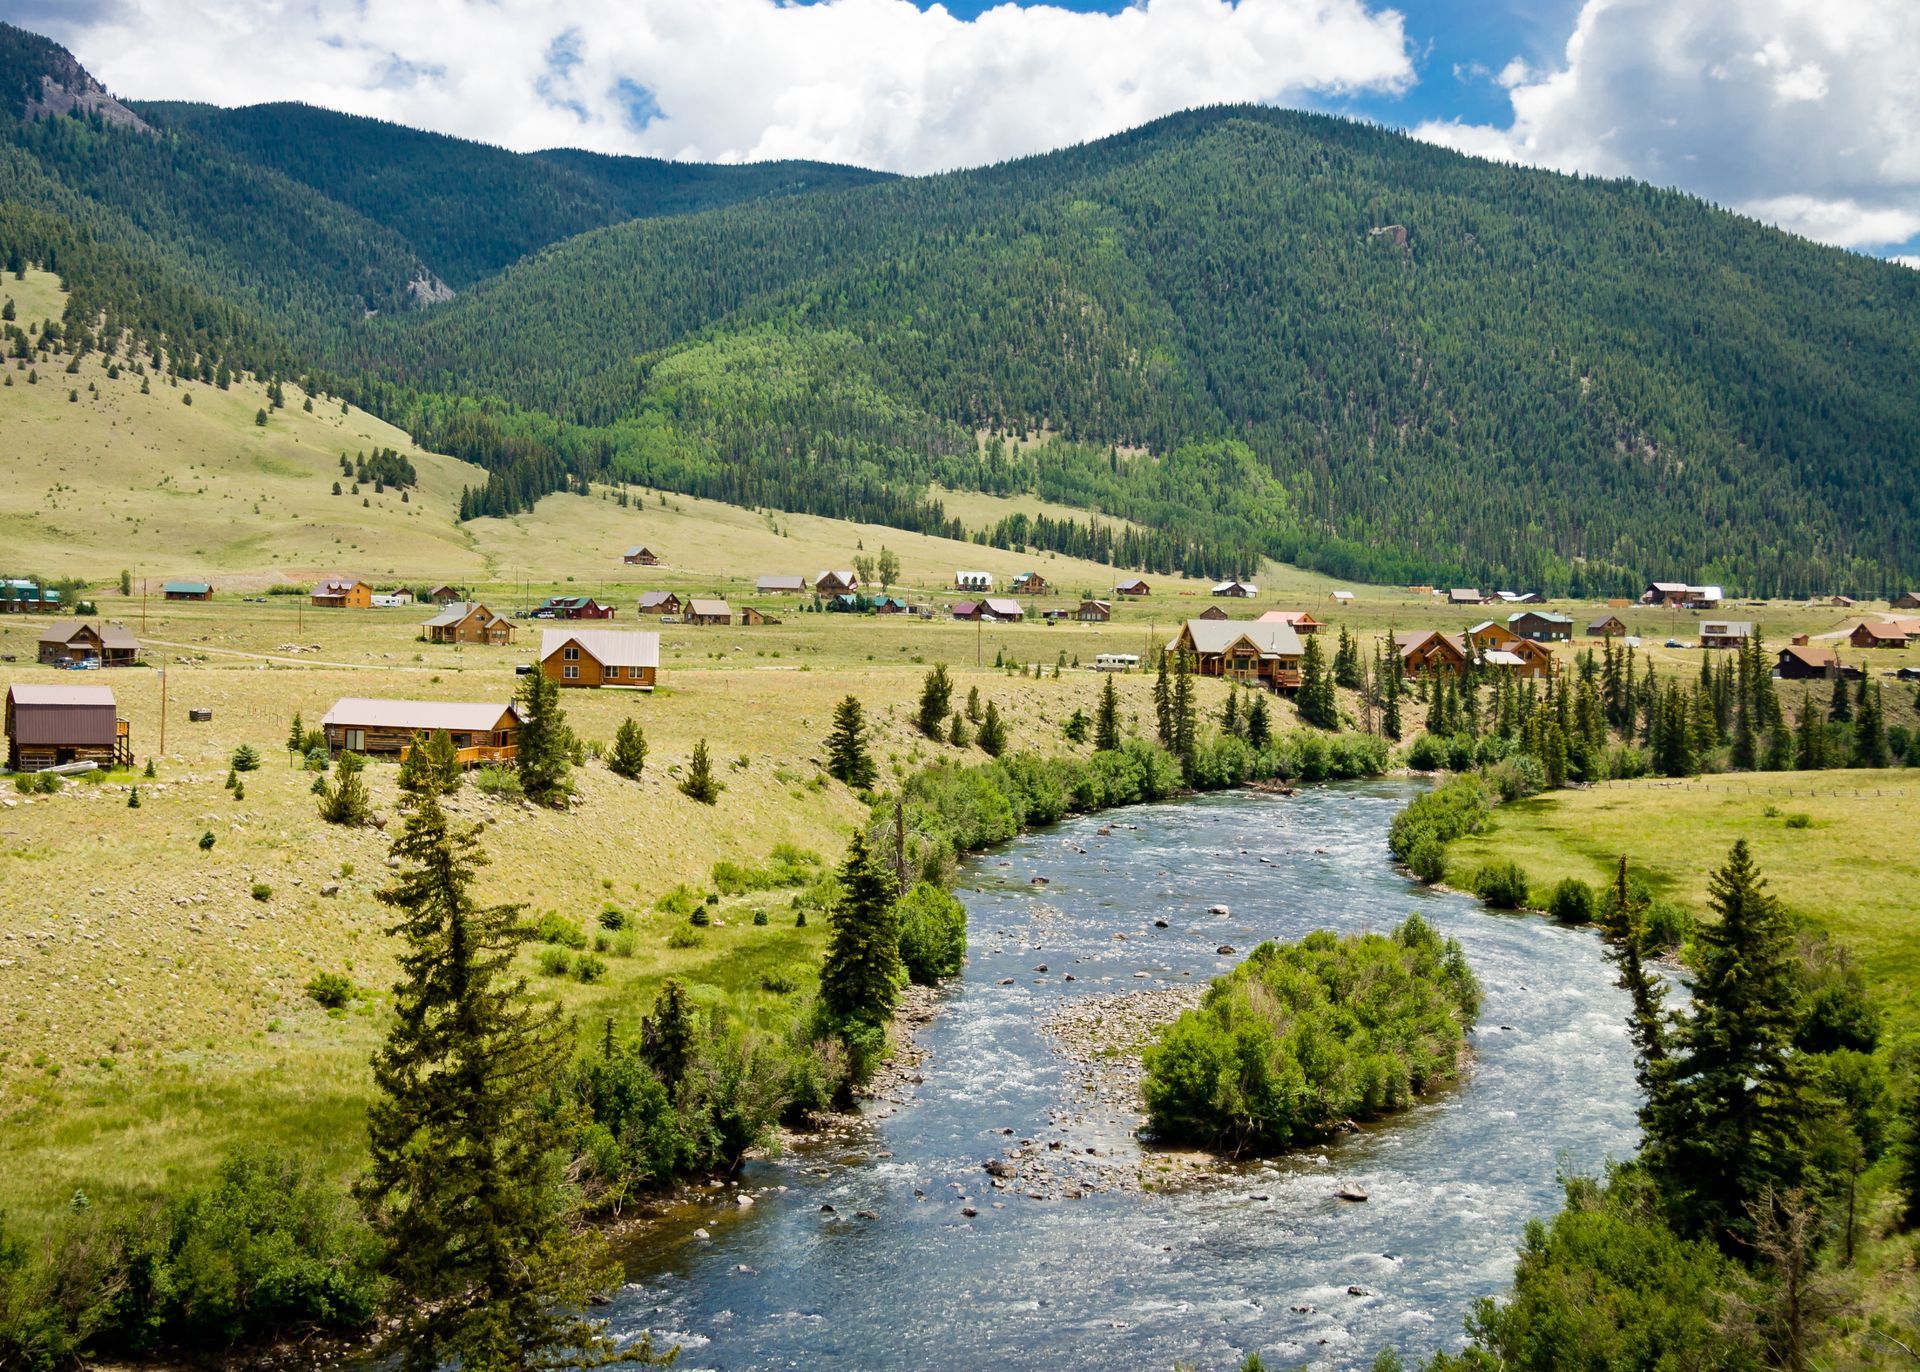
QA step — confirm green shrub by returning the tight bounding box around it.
[531,912,587,949]
[1388,774,1492,864]
[572,953,608,984]
[752,909,769,926]
[896,882,968,985]
[597,906,630,931]
[1547,877,1596,924]
[1472,861,1531,909]
[1143,916,1480,1152]
[1783,812,1812,829]
[472,765,523,799]
[249,883,271,903]
[654,884,703,918]
[536,948,571,976]
[304,972,353,1009]
[666,924,704,949]
[688,907,711,927]
[1643,899,1692,951]
[1487,754,1547,802]
[229,744,261,773]
[1408,836,1448,885]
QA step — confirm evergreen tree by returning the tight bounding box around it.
[317,750,372,825]
[947,711,971,748]
[1645,842,1809,1249]
[1333,626,1362,689]
[1153,650,1173,747]
[1170,651,1198,768]
[514,668,573,807]
[817,831,903,1031]
[1829,672,1852,724]
[1853,684,1888,768]
[640,978,695,1094]
[1298,633,1338,729]
[1600,856,1668,1103]
[1246,692,1271,750]
[976,700,1009,757]
[1094,673,1122,752]
[965,685,982,723]
[917,664,953,740]
[286,711,306,755]
[607,718,648,780]
[359,784,644,1370]
[1381,633,1402,740]
[1796,691,1830,772]
[679,739,722,803]
[826,696,876,789]
[1221,687,1241,740]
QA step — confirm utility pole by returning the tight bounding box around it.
[976,615,982,668]
[158,656,167,756]
[140,576,147,635]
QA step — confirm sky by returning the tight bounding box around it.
[3,0,1917,262]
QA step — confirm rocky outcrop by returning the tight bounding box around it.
[24,65,152,133]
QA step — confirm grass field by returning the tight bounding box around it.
[1447,772,1920,1026]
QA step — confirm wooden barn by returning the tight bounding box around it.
[685,598,733,626]
[757,576,806,595]
[1588,614,1628,638]
[320,697,521,763]
[311,578,373,609]
[6,684,130,771]
[37,622,140,667]
[1075,599,1112,622]
[1114,578,1151,598]
[636,592,683,616]
[162,581,211,601]
[540,629,660,689]
[1775,645,1860,681]
[422,602,514,645]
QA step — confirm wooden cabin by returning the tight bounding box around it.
[1829,595,1856,608]
[1075,599,1112,622]
[1171,618,1304,691]
[622,546,662,566]
[311,578,373,609]
[1465,620,1522,653]
[1258,610,1323,635]
[1775,645,1860,681]
[1894,592,1920,610]
[685,598,733,626]
[422,602,514,646]
[953,597,1024,622]
[1011,572,1050,595]
[1399,630,1469,678]
[1114,578,1151,598]
[636,592,683,616]
[162,581,211,601]
[740,606,776,626]
[816,570,861,595]
[757,576,806,595]
[37,622,140,667]
[428,585,464,604]
[320,697,521,763]
[535,596,616,620]
[540,629,660,690]
[1508,611,1572,643]
[1700,621,1754,649]
[6,684,130,771]
[1211,580,1258,599]
[1850,621,1910,649]
[1448,588,1486,606]
[1197,604,1229,621]
[1588,614,1628,638]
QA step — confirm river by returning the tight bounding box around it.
[605,781,1642,1370]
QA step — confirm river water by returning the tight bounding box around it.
[605,782,1642,1370]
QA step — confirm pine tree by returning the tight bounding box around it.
[1221,687,1241,740]
[1600,856,1668,1102]
[640,978,695,1094]
[825,696,876,789]
[947,711,971,747]
[976,700,1009,757]
[514,668,573,807]
[1333,627,1362,689]
[1153,651,1173,747]
[818,831,903,1031]
[1796,690,1829,771]
[318,750,372,825]
[607,718,648,779]
[1381,633,1402,740]
[359,783,646,1370]
[286,711,306,754]
[679,739,722,803]
[965,685,982,723]
[1246,693,1271,749]
[1094,673,1122,751]
[1170,651,1198,768]
[1645,842,1810,1249]
[1854,684,1888,767]
[1829,672,1852,723]
[1298,633,1337,729]
[917,664,953,740]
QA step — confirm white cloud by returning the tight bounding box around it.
[1892,255,1920,269]
[9,0,1414,174]
[1412,0,1920,250]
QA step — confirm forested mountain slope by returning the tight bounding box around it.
[4,18,1918,594]
[368,106,1920,594]
[136,101,890,287]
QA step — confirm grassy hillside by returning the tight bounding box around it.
[1446,773,1920,1025]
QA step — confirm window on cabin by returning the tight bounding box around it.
[564,665,579,680]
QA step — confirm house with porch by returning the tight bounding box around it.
[6,684,131,771]
[622,546,662,566]
[534,596,616,620]
[1011,572,1050,595]
[320,697,521,763]
[685,598,733,626]
[310,577,372,609]
[636,592,683,616]
[1075,599,1112,622]
[422,602,514,646]
[37,622,140,667]
[1507,610,1572,642]
[1398,630,1469,678]
[540,629,660,689]
[954,570,993,592]
[1114,578,1151,598]
[1700,621,1755,649]
[1170,618,1304,691]
[817,570,861,595]
[427,585,464,604]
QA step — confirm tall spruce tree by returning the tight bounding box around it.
[1853,683,1888,767]
[1170,651,1198,768]
[1381,633,1403,740]
[1796,690,1830,771]
[1644,841,1810,1250]
[514,667,573,807]
[975,700,1008,757]
[679,739,722,803]
[1246,692,1271,749]
[359,784,649,1370]
[640,978,695,1094]
[917,664,953,740]
[607,718,648,780]
[1094,672,1122,752]
[1152,650,1173,747]
[818,831,903,1032]
[1298,633,1338,729]
[825,696,876,789]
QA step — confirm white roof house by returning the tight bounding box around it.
[538,628,661,670]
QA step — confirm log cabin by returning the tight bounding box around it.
[1197,604,1229,620]
[816,570,861,595]
[320,697,521,763]
[685,598,733,626]
[37,622,140,667]
[6,684,131,771]
[1895,592,1920,610]
[636,592,683,616]
[1114,578,1151,598]
[1850,621,1911,649]
[1210,580,1258,599]
[1507,611,1573,642]
[1398,630,1469,678]
[427,585,464,604]
[622,546,662,566]
[422,602,515,645]
[1587,614,1628,638]
[1258,610,1323,635]
[1171,618,1304,690]
[1775,645,1860,681]
[540,629,660,689]
[1075,599,1112,622]
[1011,572,1050,595]
[310,578,373,609]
